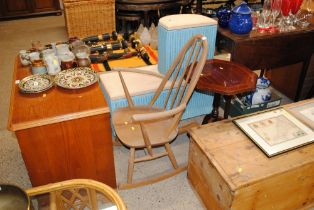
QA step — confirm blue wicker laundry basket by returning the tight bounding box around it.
[158,14,218,119]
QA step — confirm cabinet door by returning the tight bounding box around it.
[0,0,31,16]
[31,0,60,13]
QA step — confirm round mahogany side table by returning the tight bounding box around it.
[197,59,258,124]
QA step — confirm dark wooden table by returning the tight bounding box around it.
[216,25,314,101]
[116,0,180,27]
[196,59,257,123]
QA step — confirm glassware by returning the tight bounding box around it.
[73,45,91,67]
[291,0,304,14]
[280,0,293,31]
[251,11,260,30]
[281,0,291,16]
[295,0,313,27]
[290,0,304,25]
[269,0,282,32]
[60,53,76,70]
[260,0,272,30]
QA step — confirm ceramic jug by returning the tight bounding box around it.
[56,44,71,56]
[44,54,61,75]
[19,50,30,66]
[31,59,47,74]
[245,76,272,105]
[229,2,253,34]
[217,5,232,28]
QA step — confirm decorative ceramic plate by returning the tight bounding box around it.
[18,74,53,93]
[54,67,98,89]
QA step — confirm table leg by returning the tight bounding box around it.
[295,57,311,101]
[144,11,149,27]
[196,0,202,14]
[202,93,220,124]
[223,95,232,119]
[306,83,314,99]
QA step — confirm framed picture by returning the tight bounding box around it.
[285,100,314,130]
[233,108,314,157]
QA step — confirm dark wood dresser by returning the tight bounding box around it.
[0,0,61,19]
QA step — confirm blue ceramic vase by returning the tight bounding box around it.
[216,5,231,28]
[228,2,253,35]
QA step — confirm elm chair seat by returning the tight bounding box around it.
[113,106,178,148]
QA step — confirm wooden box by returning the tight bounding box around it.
[188,120,314,210]
[220,92,282,117]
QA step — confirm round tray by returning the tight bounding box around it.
[54,67,98,89]
[18,74,54,94]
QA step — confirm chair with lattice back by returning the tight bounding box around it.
[111,34,208,189]
[26,179,126,210]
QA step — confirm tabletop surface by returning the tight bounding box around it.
[8,58,109,131]
[218,24,314,41]
[189,99,314,191]
[217,24,314,71]
[8,47,158,131]
[196,59,257,95]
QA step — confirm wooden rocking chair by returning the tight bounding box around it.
[112,34,208,189]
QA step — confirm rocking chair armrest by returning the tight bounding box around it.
[132,104,186,122]
[111,67,164,79]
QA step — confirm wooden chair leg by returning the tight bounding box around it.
[127,148,135,184]
[50,191,57,210]
[113,136,122,146]
[89,188,98,209]
[165,143,178,169]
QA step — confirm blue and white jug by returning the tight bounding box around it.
[245,76,271,105]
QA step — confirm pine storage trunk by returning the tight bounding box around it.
[188,119,314,210]
[63,0,115,38]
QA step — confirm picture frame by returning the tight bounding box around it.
[285,100,314,130]
[233,108,314,157]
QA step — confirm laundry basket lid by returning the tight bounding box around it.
[159,14,217,30]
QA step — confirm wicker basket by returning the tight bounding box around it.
[63,0,116,38]
[26,179,127,210]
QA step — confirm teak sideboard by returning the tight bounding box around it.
[8,58,116,188]
[188,100,314,210]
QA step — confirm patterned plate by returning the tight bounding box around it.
[19,74,54,93]
[54,67,98,89]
